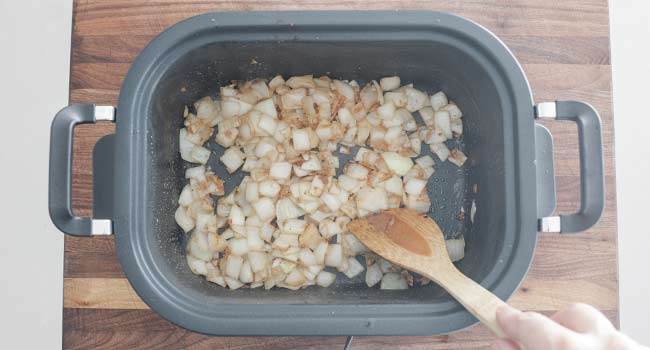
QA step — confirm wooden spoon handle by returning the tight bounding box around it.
[430,267,510,337]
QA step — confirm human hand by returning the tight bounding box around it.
[491,304,646,350]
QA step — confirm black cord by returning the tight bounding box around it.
[343,336,354,350]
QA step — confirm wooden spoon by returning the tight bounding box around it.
[347,208,508,337]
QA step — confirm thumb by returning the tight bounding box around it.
[496,305,581,350]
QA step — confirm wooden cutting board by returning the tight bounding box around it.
[65,1,617,349]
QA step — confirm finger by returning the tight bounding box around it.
[551,303,614,334]
[491,338,520,350]
[496,305,579,350]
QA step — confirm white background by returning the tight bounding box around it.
[610,0,650,345]
[0,0,647,348]
[0,0,71,349]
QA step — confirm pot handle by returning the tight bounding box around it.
[48,104,115,237]
[535,100,605,233]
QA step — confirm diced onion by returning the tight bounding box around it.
[405,178,427,195]
[448,149,468,167]
[380,272,408,290]
[178,185,193,207]
[187,255,208,275]
[178,75,468,290]
[276,198,305,222]
[451,118,463,136]
[301,156,322,172]
[299,248,318,266]
[320,193,342,212]
[343,234,369,255]
[194,96,220,121]
[316,271,336,287]
[430,143,450,162]
[345,163,369,180]
[248,251,268,272]
[446,236,466,262]
[246,181,259,203]
[225,255,244,278]
[270,161,292,180]
[228,205,245,226]
[471,199,477,224]
[365,263,383,287]
[253,197,276,221]
[239,260,254,283]
[286,75,315,89]
[259,179,281,197]
[384,91,407,108]
[356,187,389,215]
[380,76,401,91]
[247,227,264,250]
[221,97,252,118]
[404,87,428,112]
[215,127,238,148]
[220,147,245,173]
[292,128,311,151]
[333,80,355,102]
[225,276,244,290]
[283,219,307,234]
[381,152,413,176]
[434,110,452,139]
[285,269,306,286]
[185,165,205,180]
[314,241,328,265]
[229,238,250,256]
[415,156,435,168]
[430,91,448,111]
[255,98,278,118]
[188,231,211,261]
[325,244,343,267]
[406,192,431,213]
[343,257,365,278]
[376,102,396,119]
[419,107,435,127]
[442,103,463,119]
[281,88,307,110]
[258,114,278,135]
[382,176,403,195]
[175,206,195,233]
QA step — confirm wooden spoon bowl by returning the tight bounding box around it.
[348,208,509,337]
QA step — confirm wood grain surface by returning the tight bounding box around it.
[65,0,616,349]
